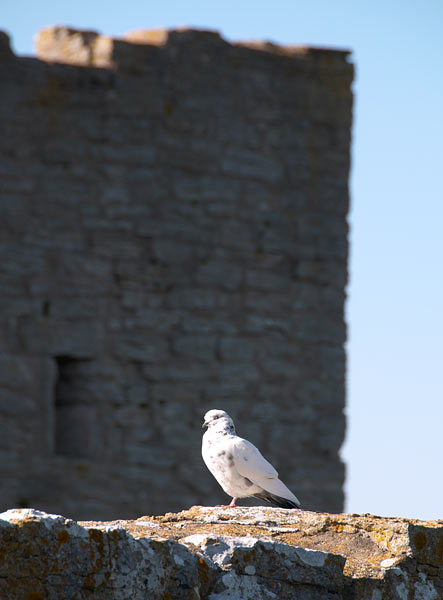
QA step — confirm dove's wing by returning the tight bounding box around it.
[232,437,300,506]
[232,438,279,480]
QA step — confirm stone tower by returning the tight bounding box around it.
[0,27,353,519]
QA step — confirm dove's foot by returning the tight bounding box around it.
[216,497,239,508]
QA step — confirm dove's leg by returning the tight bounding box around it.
[216,497,238,508]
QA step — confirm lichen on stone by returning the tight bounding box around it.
[1,506,442,599]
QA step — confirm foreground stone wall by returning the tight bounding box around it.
[0,27,353,518]
[1,507,441,599]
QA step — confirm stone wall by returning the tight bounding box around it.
[0,26,353,519]
[1,507,442,599]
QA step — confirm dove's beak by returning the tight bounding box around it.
[202,420,209,429]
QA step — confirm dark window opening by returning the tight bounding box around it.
[54,356,97,458]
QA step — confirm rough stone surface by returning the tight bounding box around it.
[0,507,442,599]
[0,26,353,519]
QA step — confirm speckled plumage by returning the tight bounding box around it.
[202,409,301,509]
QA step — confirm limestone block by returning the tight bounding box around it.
[166,288,219,310]
[35,26,100,65]
[218,218,256,251]
[243,290,290,315]
[294,311,346,344]
[111,332,170,363]
[261,357,300,379]
[246,267,293,292]
[152,237,197,264]
[1,243,47,283]
[0,418,33,450]
[142,361,215,383]
[101,142,157,166]
[123,309,183,332]
[34,25,160,70]
[219,336,255,362]
[93,35,158,71]
[28,252,113,297]
[202,379,250,400]
[124,441,177,467]
[0,355,56,453]
[195,258,243,291]
[0,508,200,599]
[297,257,348,288]
[0,353,41,391]
[173,335,217,362]
[137,216,216,245]
[48,297,100,320]
[244,313,292,335]
[173,173,241,202]
[123,28,170,46]
[0,389,36,417]
[20,319,105,358]
[183,534,345,597]
[221,146,285,183]
[218,361,260,382]
[1,507,441,600]
[181,313,238,335]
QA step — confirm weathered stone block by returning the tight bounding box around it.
[218,361,260,382]
[142,361,215,382]
[219,336,255,362]
[173,173,241,202]
[221,146,284,183]
[20,320,105,358]
[35,26,100,65]
[1,507,442,600]
[111,332,170,363]
[166,288,220,310]
[173,334,217,361]
[196,258,243,291]
[152,237,197,263]
[246,267,293,292]
[0,389,36,417]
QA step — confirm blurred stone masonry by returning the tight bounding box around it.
[0,26,353,519]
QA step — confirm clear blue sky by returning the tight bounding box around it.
[3,0,443,521]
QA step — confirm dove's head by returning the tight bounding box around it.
[202,409,236,434]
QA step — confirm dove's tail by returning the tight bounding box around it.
[253,491,301,509]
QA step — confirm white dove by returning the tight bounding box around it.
[202,409,300,509]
